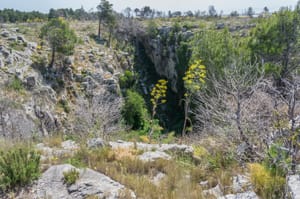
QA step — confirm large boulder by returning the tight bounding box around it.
[0,101,38,139]
[287,175,300,199]
[1,30,10,37]
[34,164,136,199]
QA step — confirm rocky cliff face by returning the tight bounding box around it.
[0,22,132,139]
[136,26,194,93]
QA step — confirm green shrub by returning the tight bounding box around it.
[264,143,291,177]
[58,99,71,113]
[9,41,27,51]
[122,90,149,130]
[0,146,40,191]
[63,168,80,185]
[8,76,24,92]
[146,20,158,38]
[207,149,236,171]
[119,70,136,89]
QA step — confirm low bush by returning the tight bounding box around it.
[119,70,136,89]
[0,145,40,191]
[7,76,24,92]
[63,168,80,185]
[207,149,236,171]
[249,163,285,199]
[122,90,149,130]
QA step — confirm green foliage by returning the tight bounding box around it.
[7,76,24,92]
[40,18,77,66]
[48,8,97,21]
[97,0,114,38]
[0,146,40,191]
[119,70,136,89]
[249,8,299,77]
[161,132,176,144]
[122,90,149,130]
[263,143,291,177]
[9,41,27,51]
[63,168,80,185]
[58,99,71,113]
[191,29,237,76]
[0,9,46,23]
[249,163,286,199]
[207,150,236,171]
[146,20,158,38]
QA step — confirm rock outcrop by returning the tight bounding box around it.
[109,140,193,155]
[0,23,130,139]
[288,174,300,199]
[34,164,136,199]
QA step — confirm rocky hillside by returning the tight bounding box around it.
[0,22,132,139]
[1,10,300,199]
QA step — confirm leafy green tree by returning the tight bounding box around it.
[97,0,114,39]
[107,12,116,47]
[122,90,148,130]
[40,18,77,67]
[247,7,255,18]
[208,5,217,17]
[191,29,237,77]
[249,8,300,81]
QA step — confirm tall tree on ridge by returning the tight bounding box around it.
[97,0,113,39]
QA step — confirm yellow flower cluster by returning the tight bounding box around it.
[150,79,168,107]
[183,60,206,93]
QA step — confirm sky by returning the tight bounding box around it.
[0,0,298,14]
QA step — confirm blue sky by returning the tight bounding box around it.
[0,0,298,14]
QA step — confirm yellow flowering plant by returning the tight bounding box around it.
[149,79,168,139]
[150,79,168,118]
[182,60,206,136]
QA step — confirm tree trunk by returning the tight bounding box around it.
[108,29,112,47]
[182,98,190,136]
[98,18,102,39]
[50,48,55,67]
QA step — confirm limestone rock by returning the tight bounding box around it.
[1,30,9,37]
[203,184,223,198]
[288,175,300,199]
[87,138,106,149]
[34,106,60,135]
[0,102,38,139]
[34,164,136,199]
[109,140,194,155]
[199,181,209,189]
[151,172,166,186]
[138,151,171,162]
[17,35,26,43]
[232,175,252,193]
[8,35,18,42]
[218,191,259,199]
[62,140,79,150]
[26,76,36,89]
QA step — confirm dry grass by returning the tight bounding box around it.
[43,134,64,148]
